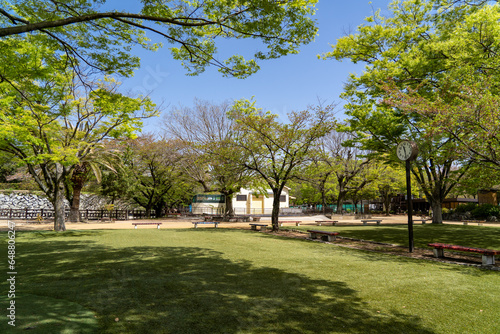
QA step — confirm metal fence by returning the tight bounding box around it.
[0,208,189,221]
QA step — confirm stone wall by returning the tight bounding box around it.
[0,192,134,210]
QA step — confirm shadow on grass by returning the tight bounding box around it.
[297,225,500,250]
[4,232,435,334]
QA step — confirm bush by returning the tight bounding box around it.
[441,207,450,215]
[454,203,478,213]
[471,204,500,219]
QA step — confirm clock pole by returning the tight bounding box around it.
[397,140,418,253]
[406,159,414,253]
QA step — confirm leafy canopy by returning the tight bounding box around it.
[0,0,319,80]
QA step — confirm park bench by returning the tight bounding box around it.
[315,220,338,226]
[249,223,268,231]
[251,216,261,222]
[307,230,340,242]
[192,222,219,228]
[462,220,485,226]
[361,219,383,225]
[204,215,223,221]
[412,219,428,224]
[166,213,181,218]
[132,222,162,229]
[428,243,500,266]
[279,220,301,226]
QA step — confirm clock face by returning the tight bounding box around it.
[397,141,414,161]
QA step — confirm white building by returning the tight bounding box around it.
[191,187,290,215]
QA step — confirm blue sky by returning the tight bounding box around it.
[115,1,393,132]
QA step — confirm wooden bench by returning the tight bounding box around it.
[361,219,382,225]
[249,223,268,231]
[251,216,261,222]
[315,220,338,226]
[166,213,181,218]
[307,230,340,242]
[192,222,219,228]
[428,243,500,265]
[413,219,428,224]
[279,220,301,226]
[132,222,162,229]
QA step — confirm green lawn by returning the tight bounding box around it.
[291,223,500,249]
[0,226,499,333]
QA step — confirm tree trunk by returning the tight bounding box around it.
[223,192,235,218]
[384,196,391,216]
[430,200,443,224]
[145,206,152,218]
[53,184,66,231]
[336,194,345,214]
[271,189,281,232]
[68,184,83,222]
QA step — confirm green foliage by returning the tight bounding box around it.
[454,203,479,213]
[321,0,480,222]
[228,99,336,227]
[471,204,500,219]
[0,0,318,80]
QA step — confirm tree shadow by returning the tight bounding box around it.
[5,233,436,333]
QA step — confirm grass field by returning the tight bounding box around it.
[1,225,499,333]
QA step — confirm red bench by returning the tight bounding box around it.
[428,243,500,266]
[307,230,340,242]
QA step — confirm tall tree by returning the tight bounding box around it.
[116,135,188,218]
[321,129,372,214]
[0,70,157,231]
[321,0,478,223]
[228,100,335,231]
[65,144,120,222]
[164,99,255,218]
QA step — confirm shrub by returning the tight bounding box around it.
[454,203,478,213]
[471,204,500,219]
[442,207,450,215]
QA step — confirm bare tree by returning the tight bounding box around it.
[164,99,254,218]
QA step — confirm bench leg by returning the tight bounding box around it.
[261,226,267,232]
[157,224,160,229]
[433,248,444,258]
[296,222,300,226]
[309,232,317,239]
[333,222,337,226]
[215,223,219,228]
[363,222,367,226]
[194,224,198,228]
[134,225,138,229]
[376,221,381,225]
[463,222,468,225]
[482,255,495,265]
[251,225,257,230]
[327,235,336,242]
